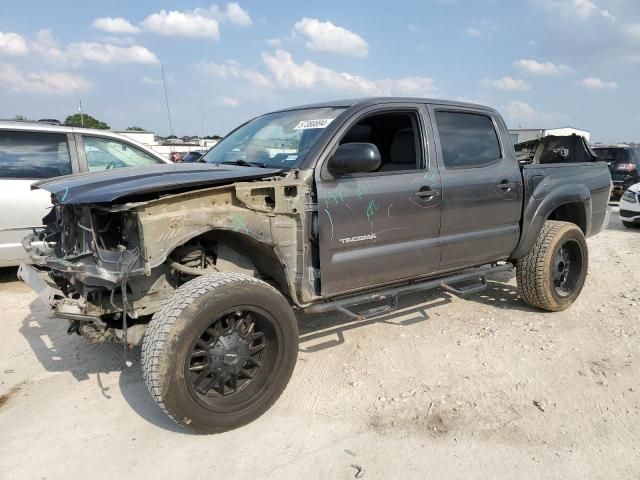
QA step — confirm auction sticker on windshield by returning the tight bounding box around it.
[294,119,334,130]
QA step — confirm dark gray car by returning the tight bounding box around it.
[18,97,612,433]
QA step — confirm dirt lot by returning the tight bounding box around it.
[1,207,639,479]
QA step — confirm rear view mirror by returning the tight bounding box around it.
[327,143,381,177]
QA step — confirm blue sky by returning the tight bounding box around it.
[0,0,638,141]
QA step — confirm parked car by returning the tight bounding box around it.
[592,144,640,197]
[619,183,640,228]
[0,121,170,267]
[169,151,195,162]
[181,150,206,162]
[19,97,611,433]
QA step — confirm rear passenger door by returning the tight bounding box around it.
[316,104,442,296]
[0,130,79,265]
[428,106,523,270]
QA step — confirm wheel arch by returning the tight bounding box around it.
[162,228,297,304]
[511,184,592,260]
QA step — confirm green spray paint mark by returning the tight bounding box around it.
[366,199,379,222]
[231,214,250,234]
[356,181,372,199]
[325,189,345,207]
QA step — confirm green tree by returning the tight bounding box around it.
[64,113,110,130]
[126,126,145,131]
[13,114,33,121]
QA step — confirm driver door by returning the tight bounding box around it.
[315,104,442,296]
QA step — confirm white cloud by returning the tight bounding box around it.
[515,58,572,75]
[464,19,498,39]
[221,96,240,106]
[624,23,640,41]
[30,29,157,65]
[141,76,163,86]
[465,27,483,37]
[481,76,531,91]
[97,36,137,46]
[504,101,536,121]
[502,100,568,126]
[535,0,615,21]
[578,77,618,89]
[266,38,282,47]
[91,17,141,34]
[225,3,252,26]
[292,18,368,58]
[0,32,28,55]
[197,60,273,89]
[260,49,436,96]
[68,43,158,64]
[141,9,221,39]
[0,62,89,94]
[139,3,253,39]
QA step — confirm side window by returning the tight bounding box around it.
[84,136,161,171]
[435,111,501,168]
[0,130,71,179]
[339,112,422,172]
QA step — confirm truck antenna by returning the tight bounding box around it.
[161,64,174,139]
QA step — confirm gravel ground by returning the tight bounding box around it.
[1,207,639,479]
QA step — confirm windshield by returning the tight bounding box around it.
[202,107,346,168]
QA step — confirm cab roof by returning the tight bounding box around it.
[271,97,496,114]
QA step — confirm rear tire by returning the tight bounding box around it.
[141,273,298,433]
[516,220,588,312]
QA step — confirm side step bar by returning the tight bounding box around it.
[304,263,514,319]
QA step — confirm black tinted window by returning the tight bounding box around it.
[436,111,501,168]
[340,112,421,172]
[0,130,71,179]
[593,148,630,163]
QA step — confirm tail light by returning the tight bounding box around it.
[615,163,637,173]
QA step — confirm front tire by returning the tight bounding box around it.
[141,273,298,433]
[516,220,588,312]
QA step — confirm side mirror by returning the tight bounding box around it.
[327,143,381,177]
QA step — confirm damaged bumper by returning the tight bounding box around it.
[18,263,147,345]
[17,263,101,323]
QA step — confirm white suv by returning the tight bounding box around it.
[619,183,640,228]
[0,121,169,267]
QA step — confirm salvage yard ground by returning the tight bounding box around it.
[0,206,639,479]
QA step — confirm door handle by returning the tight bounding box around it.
[415,187,439,198]
[498,181,516,191]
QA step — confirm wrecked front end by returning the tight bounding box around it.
[20,202,166,345]
[19,170,316,346]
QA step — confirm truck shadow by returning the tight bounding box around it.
[297,278,539,353]
[19,298,186,433]
[19,275,534,432]
[297,290,453,353]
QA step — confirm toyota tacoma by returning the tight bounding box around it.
[18,98,612,433]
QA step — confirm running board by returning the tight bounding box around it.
[304,263,513,319]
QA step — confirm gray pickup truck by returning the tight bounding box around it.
[18,98,611,433]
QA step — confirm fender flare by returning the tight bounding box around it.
[511,183,591,260]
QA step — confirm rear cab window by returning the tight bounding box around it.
[434,111,502,168]
[0,130,72,179]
